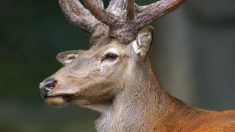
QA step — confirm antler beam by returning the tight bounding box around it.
[84,0,119,27]
[59,0,185,44]
[58,0,108,39]
[135,0,186,31]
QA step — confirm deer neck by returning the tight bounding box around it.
[96,58,185,131]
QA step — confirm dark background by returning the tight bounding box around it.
[1,0,235,132]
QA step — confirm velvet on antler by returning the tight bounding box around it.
[59,0,185,44]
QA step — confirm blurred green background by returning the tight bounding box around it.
[1,0,235,132]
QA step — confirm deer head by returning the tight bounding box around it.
[39,0,185,110]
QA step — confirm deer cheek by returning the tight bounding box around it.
[100,63,111,73]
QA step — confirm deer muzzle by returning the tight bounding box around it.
[39,78,58,98]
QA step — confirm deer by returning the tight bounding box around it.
[39,0,235,131]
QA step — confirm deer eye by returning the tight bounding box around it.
[103,53,118,61]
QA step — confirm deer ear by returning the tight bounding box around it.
[131,26,153,59]
[56,50,83,65]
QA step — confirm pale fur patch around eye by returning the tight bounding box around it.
[100,48,119,73]
[105,48,118,55]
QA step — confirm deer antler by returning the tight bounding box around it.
[84,0,119,27]
[58,0,108,40]
[59,0,185,44]
[135,0,186,31]
[126,0,135,21]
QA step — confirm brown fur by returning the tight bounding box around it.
[41,54,235,131]
[40,0,235,131]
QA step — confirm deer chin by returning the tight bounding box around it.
[44,93,74,107]
[45,92,86,107]
[45,96,67,107]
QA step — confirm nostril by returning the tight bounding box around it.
[44,78,57,90]
[39,78,57,98]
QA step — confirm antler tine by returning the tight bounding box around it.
[61,0,185,44]
[58,0,108,39]
[106,0,125,16]
[126,0,135,21]
[84,0,118,27]
[106,0,135,20]
[135,0,185,31]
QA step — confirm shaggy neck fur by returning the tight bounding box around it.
[95,59,186,132]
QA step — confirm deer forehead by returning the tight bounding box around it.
[97,42,127,54]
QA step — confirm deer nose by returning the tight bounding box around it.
[39,78,57,98]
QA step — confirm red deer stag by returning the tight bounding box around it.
[39,0,235,131]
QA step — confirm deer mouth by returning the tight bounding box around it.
[45,93,94,107]
[44,94,74,107]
